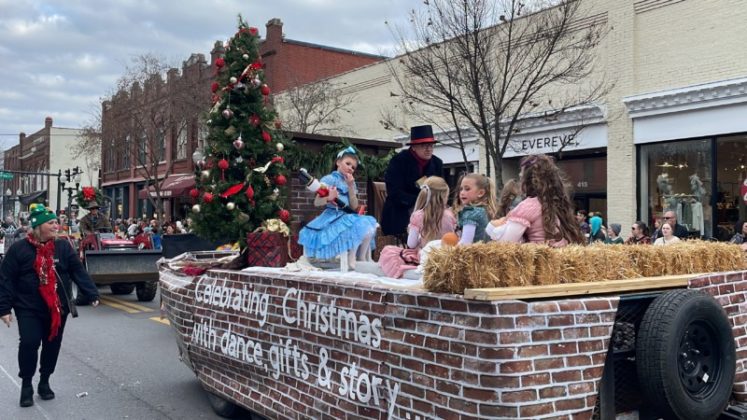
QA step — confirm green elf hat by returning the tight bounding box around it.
[29,203,58,228]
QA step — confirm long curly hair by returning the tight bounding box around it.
[497,178,521,218]
[452,173,499,220]
[520,155,585,244]
[413,176,450,243]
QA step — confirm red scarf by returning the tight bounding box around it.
[27,235,61,341]
[410,148,429,176]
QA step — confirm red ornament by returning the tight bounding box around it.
[82,186,96,201]
[220,183,244,199]
[245,185,254,200]
[250,61,262,71]
[203,192,214,203]
[215,57,225,68]
[210,82,219,93]
[278,209,290,223]
[218,159,229,170]
[262,131,272,143]
[249,27,258,36]
[274,174,287,186]
[271,156,284,164]
[189,188,200,199]
[260,84,270,96]
[249,114,261,127]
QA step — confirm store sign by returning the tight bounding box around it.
[504,124,607,158]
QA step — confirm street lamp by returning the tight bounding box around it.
[59,167,82,231]
[4,188,20,218]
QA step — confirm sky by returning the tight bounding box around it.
[0,0,421,150]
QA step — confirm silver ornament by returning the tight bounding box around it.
[251,78,261,87]
[192,204,201,213]
[276,143,284,152]
[200,170,210,180]
[235,156,243,164]
[229,76,238,84]
[197,159,206,168]
[222,108,234,119]
[233,136,244,150]
[242,54,249,60]
[192,150,205,165]
[226,202,236,211]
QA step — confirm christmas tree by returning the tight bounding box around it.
[190,16,290,245]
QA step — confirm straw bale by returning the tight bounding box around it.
[423,239,747,294]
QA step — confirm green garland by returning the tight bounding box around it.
[285,139,394,181]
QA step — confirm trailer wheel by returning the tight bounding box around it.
[205,391,239,418]
[636,289,735,419]
[110,284,135,295]
[136,281,158,302]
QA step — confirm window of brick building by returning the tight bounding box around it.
[175,121,188,160]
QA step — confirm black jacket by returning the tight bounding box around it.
[0,238,99,317]
[381,149,443,236]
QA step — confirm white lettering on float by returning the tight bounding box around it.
[191,277,398,418]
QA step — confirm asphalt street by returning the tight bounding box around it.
[0,286,237,420]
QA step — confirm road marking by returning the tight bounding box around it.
[100,295,153,313]
[0,363,53,420]
[150,316,170,326]
[98,296,141,314]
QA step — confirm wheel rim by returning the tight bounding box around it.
[677,320,721,398]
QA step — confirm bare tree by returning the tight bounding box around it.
[97,53,208,220]
[276,79,357,135]
[388,0,612,187]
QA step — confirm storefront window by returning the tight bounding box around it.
[715,134,747,241]
[639,139,712,238]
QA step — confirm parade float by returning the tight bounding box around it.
[159,17,747,420]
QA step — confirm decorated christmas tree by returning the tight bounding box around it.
[190,16,290,245]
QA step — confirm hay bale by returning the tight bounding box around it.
[423,239,747,294]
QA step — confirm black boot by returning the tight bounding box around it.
[20,378,33,407]
[38,375,55,400]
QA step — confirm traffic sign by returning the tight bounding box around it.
[0,172,13,180]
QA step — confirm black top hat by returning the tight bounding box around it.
[406,125,437,146]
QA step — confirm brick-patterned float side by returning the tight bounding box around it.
[160,269,619,419]
[689,270,747,403]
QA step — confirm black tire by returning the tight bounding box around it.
[110,284,135,295]
[206,391,239,418]
[636,289,736,419]
[135,281,158,302]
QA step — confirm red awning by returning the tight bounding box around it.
[138,174,195,199]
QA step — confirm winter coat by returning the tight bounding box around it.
[380,150,443,236]
[0,238,99,317]
[79,213,112,237]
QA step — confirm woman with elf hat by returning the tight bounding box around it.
[0,204,100,408]
[381,125,444,242]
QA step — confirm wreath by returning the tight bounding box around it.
[75,186,105,209]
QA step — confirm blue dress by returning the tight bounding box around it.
[298,172,378,259]
[458,206,489,243]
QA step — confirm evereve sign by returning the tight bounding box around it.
[503,124,607,157]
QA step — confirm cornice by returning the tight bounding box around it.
[511,105,605,132]
[623,77,747,118]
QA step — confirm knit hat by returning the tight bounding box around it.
[29,203,57,228]
[610,223,621,236]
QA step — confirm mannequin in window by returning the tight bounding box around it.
[689,173,706,201]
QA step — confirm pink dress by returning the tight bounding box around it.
[507,197,568,247]
[378,209,457,278]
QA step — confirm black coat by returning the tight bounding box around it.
[0,238,99,317]
[381,149,443,236]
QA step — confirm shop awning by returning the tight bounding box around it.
[138,174,195,199]
[19,190,47,206]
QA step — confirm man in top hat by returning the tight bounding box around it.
[78,201,111,237]
[381,125,444,239]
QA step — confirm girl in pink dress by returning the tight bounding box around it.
[378,177,456,278]
[486,154,585,246]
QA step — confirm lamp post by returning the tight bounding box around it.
[59,167,82,232]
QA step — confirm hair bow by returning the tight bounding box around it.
[336,145,357,159]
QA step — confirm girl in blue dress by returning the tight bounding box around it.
[298,146,378,270]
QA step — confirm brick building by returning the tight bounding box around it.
[2,117,94,218]
[101,18,385,222]
[277,0,747,240]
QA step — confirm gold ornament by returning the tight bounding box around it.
[276,143,284,152]
[224,126,237,136]
[200,170,210,180]
[237,212,250,223]
[260,219,290,236]
[226,202,236,210]
[192,204,201,213]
